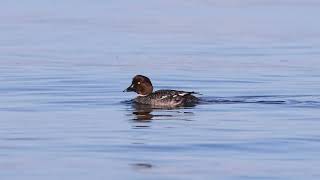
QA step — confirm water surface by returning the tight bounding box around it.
[1,1,320,179]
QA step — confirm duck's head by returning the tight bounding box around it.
[124,75,153,96]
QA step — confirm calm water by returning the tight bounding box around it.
[1,1,320,179]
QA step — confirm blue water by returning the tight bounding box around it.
[1,1,320,179]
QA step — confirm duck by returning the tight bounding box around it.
[123,75,200,107]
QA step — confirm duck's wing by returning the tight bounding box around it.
[153,90,199,102]
[154,90,201,96]
[177,91,202,96]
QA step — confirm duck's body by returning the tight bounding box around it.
[124,75,200,107]
[135,90,199,107]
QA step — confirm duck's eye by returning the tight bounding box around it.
[137,82,141,84]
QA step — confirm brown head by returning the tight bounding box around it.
[123,75,153,96]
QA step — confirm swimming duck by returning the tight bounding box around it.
[124,75,199,107]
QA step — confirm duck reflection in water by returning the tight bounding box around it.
[131,102,196,121]
[132,103,155,121]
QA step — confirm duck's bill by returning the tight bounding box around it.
[123,85,134,92]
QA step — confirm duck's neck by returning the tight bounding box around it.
[138,94,148,97]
